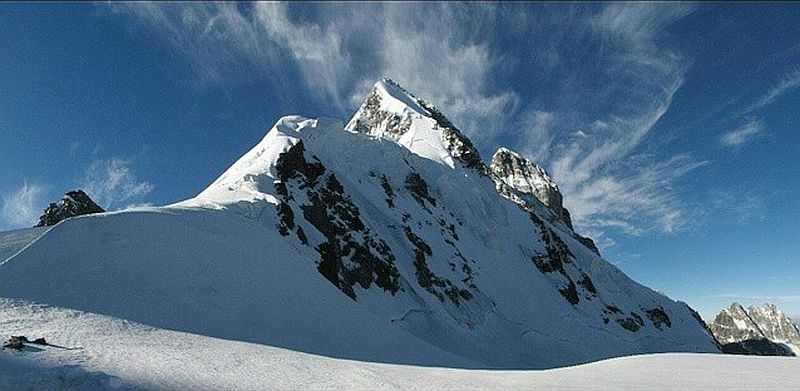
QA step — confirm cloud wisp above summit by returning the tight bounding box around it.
[110,2,707,243]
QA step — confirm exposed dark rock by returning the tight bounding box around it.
[274,142,402,299]
[404,172,437,208]
[276,202,295,236]
[35,190,104,227]
[403,226,473,307]
[559,280,580,305]
[721,339,796,356]
[679,302,723,350]
[616,312,645,332]
[576,274,597,296]
[3,335,27,350]
[605,305,622,314]
[645,307,672,329]
[576,235,601,256]
[381,175,395,208]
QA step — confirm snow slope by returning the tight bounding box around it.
[0,208,473,368]
[0,227,48,262]
[1,299,798,391]
[0,79,718,373]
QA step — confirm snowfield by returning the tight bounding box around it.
[2,299,799,390]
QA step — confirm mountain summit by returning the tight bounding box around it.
[0,79,719,369]
[345,78,484,171]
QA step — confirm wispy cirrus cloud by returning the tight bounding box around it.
[751,69,800,111]
[80,158,153,210]
[709,188,766,224]
[545,3,704,235]
[108,3,704,240]
[719,119,763,149]
[1,182,46,229]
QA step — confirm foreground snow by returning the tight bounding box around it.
[1,299,797,390]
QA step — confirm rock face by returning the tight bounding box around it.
[490,148,571,228]
[708,302,800,356]
[35,190,104,227]
[178,79,720,367]
[488,148,599,255]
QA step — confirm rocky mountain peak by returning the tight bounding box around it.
[171,79,720,365]
[35,190,104,227]
[709,301,800,356]
[345,78,484,171]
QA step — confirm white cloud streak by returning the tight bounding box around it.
[109,3,704,237]
[719,120,762,148]
[1,182,46,228]
[753,69,800,110]
[80,159,154,210]
[547,4,703,234]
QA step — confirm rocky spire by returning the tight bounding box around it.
[35,190,104,227]
[489,147,572,229]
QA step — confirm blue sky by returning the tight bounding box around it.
[1,3,798,320]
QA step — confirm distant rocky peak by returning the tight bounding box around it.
[709,301,800,357]
[345,78,484,171]
[36,190,104,227]
[489,147,572,229]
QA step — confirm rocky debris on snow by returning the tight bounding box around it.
[3,335,47,350]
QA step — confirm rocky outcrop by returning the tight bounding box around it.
[35,190,104,227]
[490,148,571,227]
[708,302,799,356]
[489,148,599,255]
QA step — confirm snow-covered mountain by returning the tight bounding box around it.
[0,79,719,369]
[709,302,800,356]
